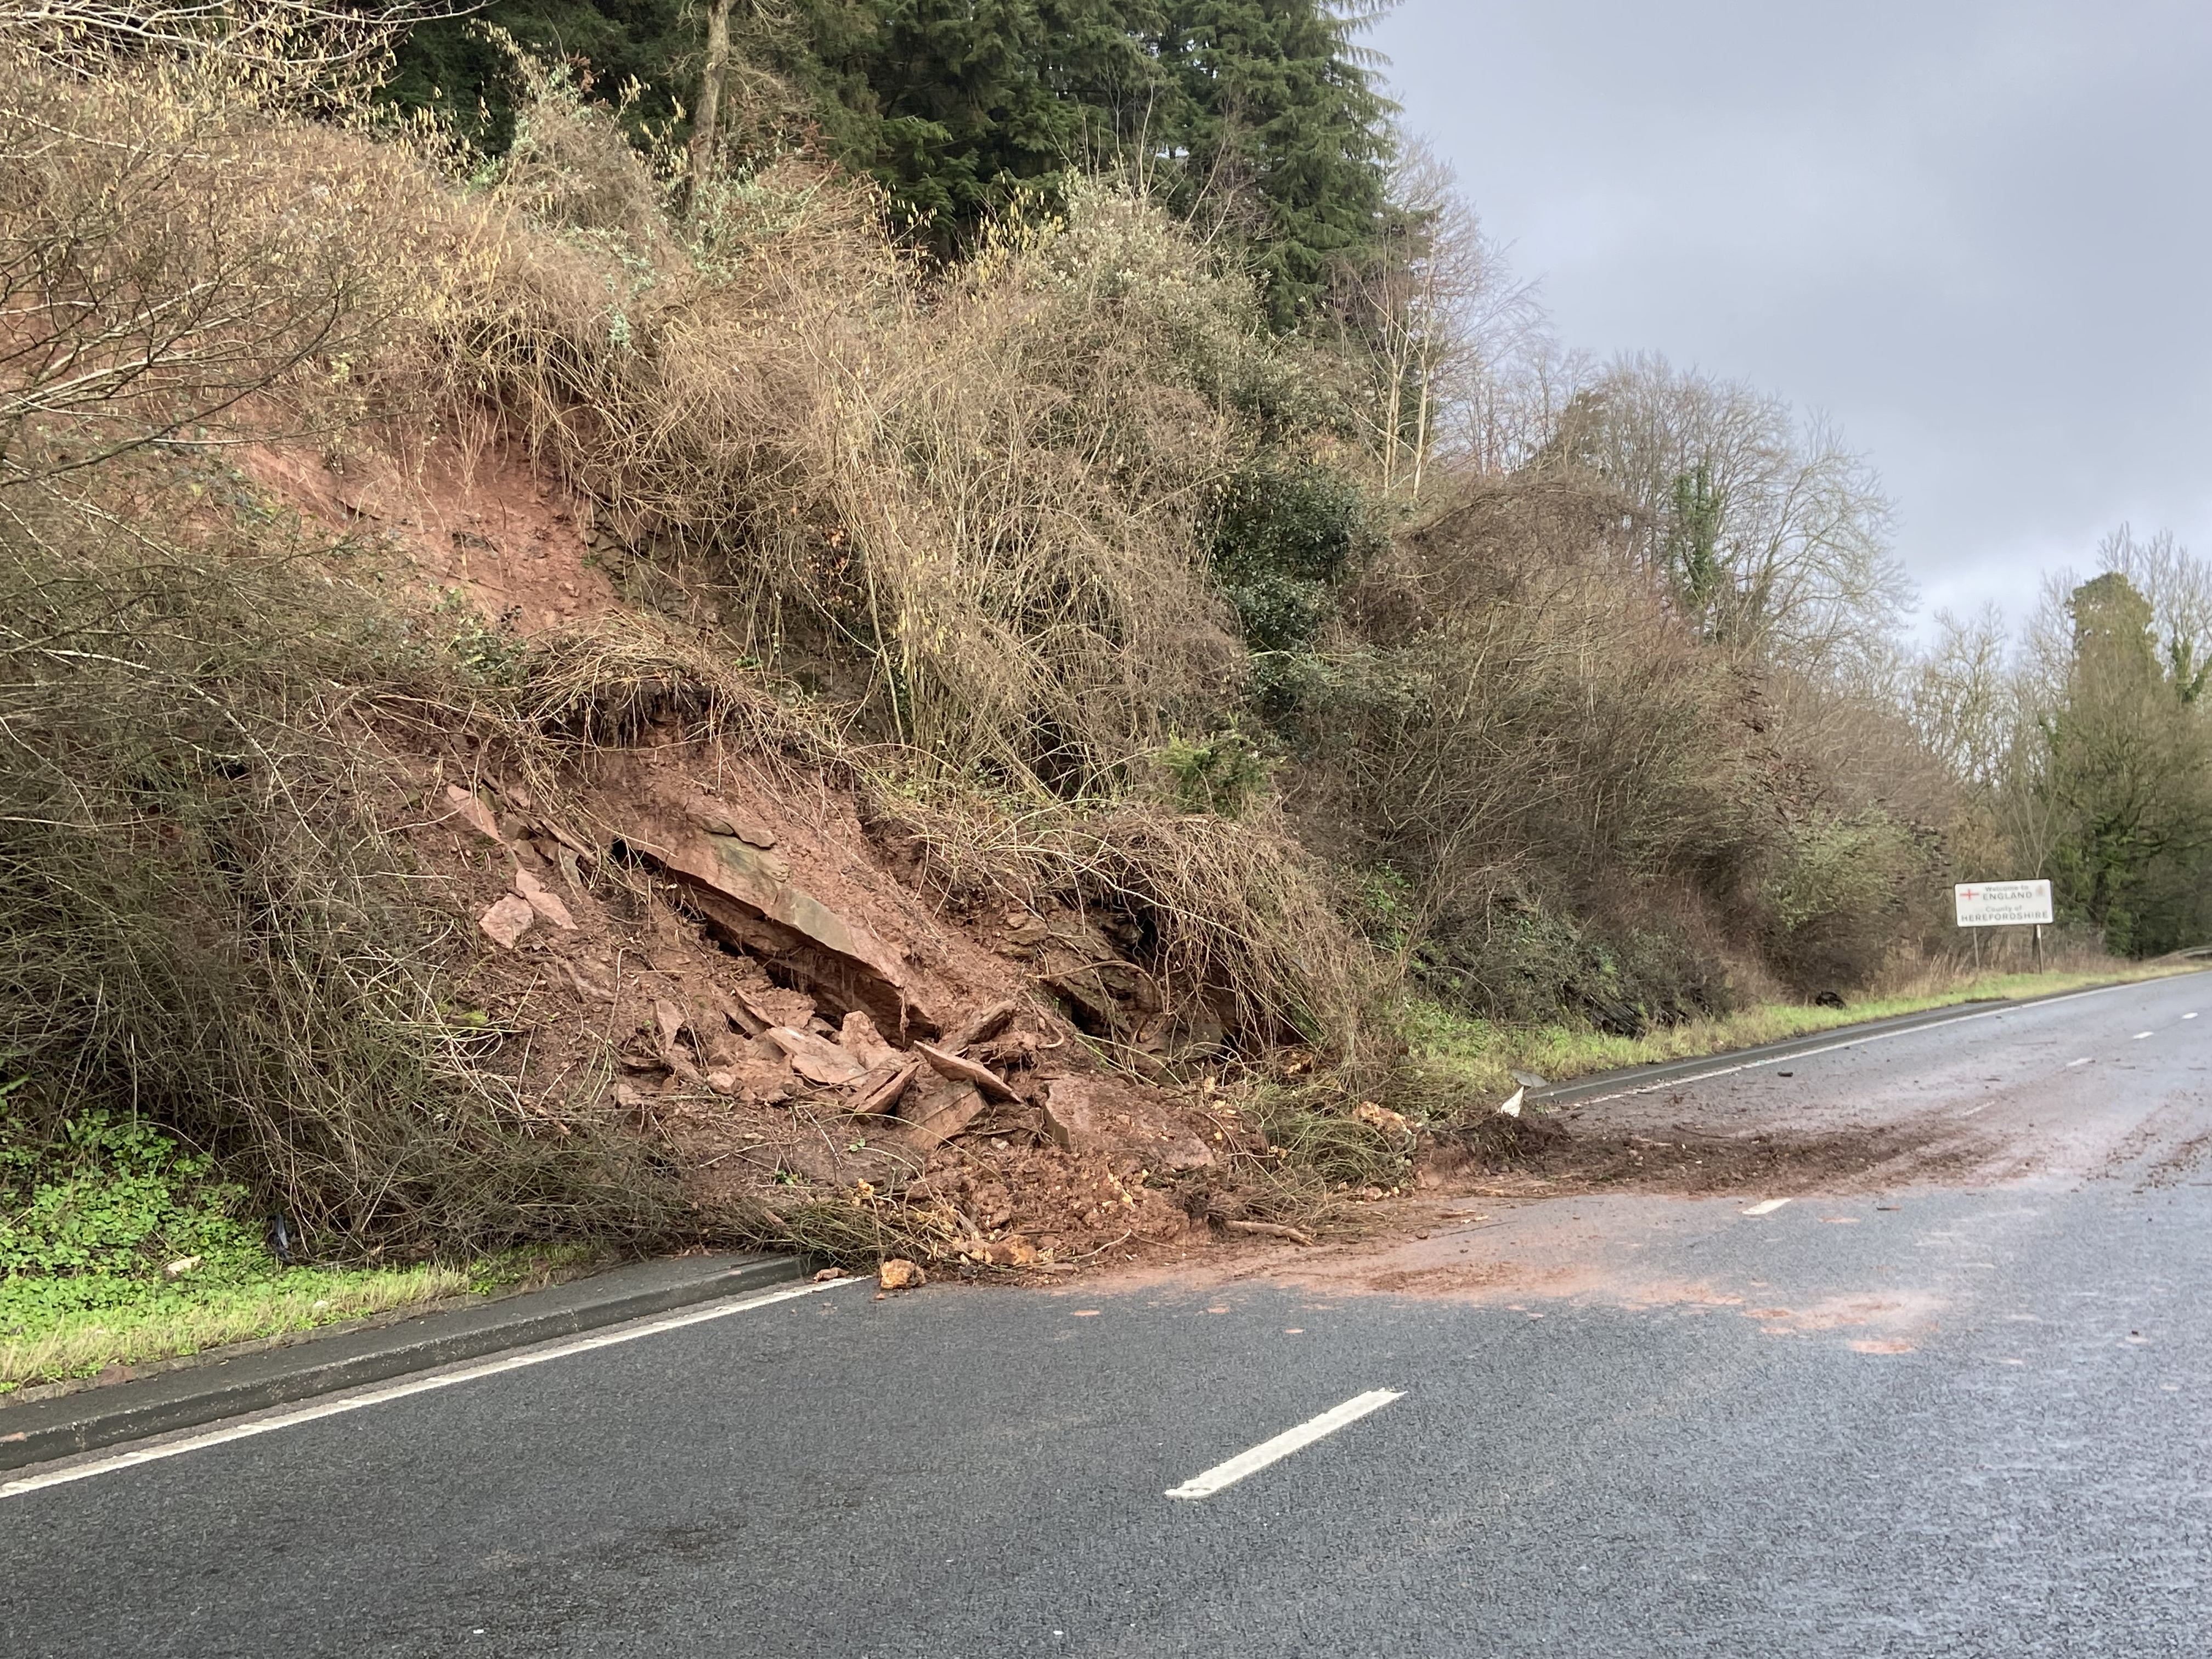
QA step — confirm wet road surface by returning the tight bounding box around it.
[5,974,2209,1656]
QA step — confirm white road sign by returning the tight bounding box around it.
[1954,879,2053,927]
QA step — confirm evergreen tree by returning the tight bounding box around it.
[1152,0,1397,328]
[2040,572,2212,953]
[385,1,1398,329]
[387,1,697,149]
[793,0,1164,252]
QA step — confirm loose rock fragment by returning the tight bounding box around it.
[1041,1076,1212,1169]
[851,1059,922,1116]
[1352,1100,1412,1137]
[945,1000,1020,1054]
[915,1041,1019,1103]
[478,894,536,949]
[899,1074,986,1148]
[878,1259,925,1290]
[444,783,503,843]
[514,867,577,930]
[719,986,774,1036]
[839,1011,901,1071]
[654,1000,704,1082]
[1223,1220,1314,1247]
[690,799,779,849]
[763,1025,871,1087]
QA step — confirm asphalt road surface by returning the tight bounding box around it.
[6,974,2210,1657]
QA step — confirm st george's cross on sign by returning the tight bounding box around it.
[1954,880,2055,927]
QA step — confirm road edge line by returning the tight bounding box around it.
[0,1252,806,1473]
[1536,974,2197,1109]
[2,1277,860,1499]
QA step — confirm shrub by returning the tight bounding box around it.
[0,474,679,1257]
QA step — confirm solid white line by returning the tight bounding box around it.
[1741,1198,1791,1217]
[2,1278,854,1501]
[1560,979,2167,1108]
[1165,1389,1404,1500]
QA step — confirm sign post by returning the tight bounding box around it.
[1954,880,2053,973]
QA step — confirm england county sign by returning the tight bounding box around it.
[1954,879,2054,927]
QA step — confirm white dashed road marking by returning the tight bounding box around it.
[1741,1198,1791,1217]
[2134,1031,2154,1040]
[2067,1057,2093,1067]
[1166,1390,1404,1500]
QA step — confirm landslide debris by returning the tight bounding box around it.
[377,681,1321,1274]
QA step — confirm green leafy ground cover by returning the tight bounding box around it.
[0,1109,595,1393]
[1406,962,2203,1110]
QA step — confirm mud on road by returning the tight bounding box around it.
[1096,975,2212,1313]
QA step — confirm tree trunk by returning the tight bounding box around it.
[684,0,735,213]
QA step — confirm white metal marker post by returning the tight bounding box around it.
[1955,879,2055,972]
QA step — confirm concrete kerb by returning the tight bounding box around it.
[0,1251,802,1472]
[1529,972,2200,1111]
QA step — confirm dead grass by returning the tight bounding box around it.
[883,784,1383,1059]
[725,1194,961,1271]
[0,462,688,1256]
[411,93,1268,794]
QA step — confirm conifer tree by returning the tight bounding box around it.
[387,0,1398,328]
[1152,0,1396,327]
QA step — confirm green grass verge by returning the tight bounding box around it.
[0,1247,602,1394]
[1403,961,2204,1113]
[0,1107,615,1392]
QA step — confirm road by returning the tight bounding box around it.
[5,974,2210,1657]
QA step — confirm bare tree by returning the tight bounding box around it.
[1905,605,2016,789]
[0,0,434,488]
[1555,353,1910,675]
[0,1,460,109]
[1352,143,1547,500]
[2096,524,2212,700]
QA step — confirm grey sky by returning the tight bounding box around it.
[1368,0,2212,634]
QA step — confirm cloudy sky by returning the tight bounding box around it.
[1368,0,2212,633]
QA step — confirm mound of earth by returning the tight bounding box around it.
[245,435,1288,1271]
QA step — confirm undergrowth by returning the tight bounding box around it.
[0,1108,600,1390]
[0,470,686,1259]
[0,5,2164,1289]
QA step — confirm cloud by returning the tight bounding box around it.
[1370,0,2212,632]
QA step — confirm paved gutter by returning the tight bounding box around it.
[0,1251,800,1472]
